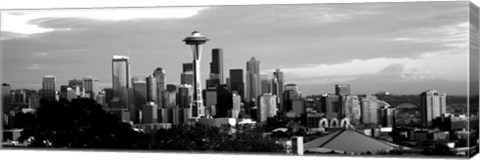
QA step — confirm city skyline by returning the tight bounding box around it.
[1,1,473,95]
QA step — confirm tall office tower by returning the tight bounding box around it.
[360,95,379,125]
[378,105,395,127]
[183,63,193,72]
[257,93,277,123]
[181,63,194,86]
[342,95,361,124]
[164,84,178,108]
[153,68,166,107]
[66,87,77,101]
[103,88,114,106]
[283,83,303,113]
[272,69,284,113]
[142,102,158,124]
[42,75,56,101]
[12,89,27,109]
[59,85,69,100]
[2,83,12,114]
[146,75,157,103]
[83,76,99,99]
[246,57,261,103]
[209,48,224,85]
[177,84,192,108]
[260,74,272,94]
[335,84,351,95]
[112,55,130,109]
[205,87,217,112]
[231,91,242,119]
[132,76,147,122]
[420,89,447,127]
[321,94,342,119]
[229,69,245,100]
[216,85,233,117]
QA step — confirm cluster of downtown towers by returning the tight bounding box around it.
[32,34,292,125]
[3,32,449,129]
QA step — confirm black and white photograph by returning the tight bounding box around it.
[1,0,479,159]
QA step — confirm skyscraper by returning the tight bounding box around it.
[272,69,284,113]
[153,68,166,107]
[229,69,244,100]
[210,48,224,85]
[2,83,12,114]
[132,76,147,109]
[360,95,379,125]
[335,84,351,95]
[42,75,56,101]
[146,75,157,103]
[246,57,261,103]
[420,89,447,127]
[181,63,194,86]
[342,95,361,123]
[83,76,99,99]
[112,55,130,109]
[258,93,277,122]
[261,74,272,94]
[283,83,302,113]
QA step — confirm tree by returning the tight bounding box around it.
[18,98,151,149]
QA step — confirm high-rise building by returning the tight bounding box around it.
[258,93,277,122]
[83,76,99,99]
[378,106,395,127]
[153,68,166,107]
[181,64,194,86]
[246,57,261,103]
[283,84,303,113]
[216,85,233,118]
[205,87,217,111]
[229,69,244,100]
[42,75,56,101]
[321,94,342,119]
[342,95,361,123]
[232,91,242,119]
[112,55,130,109]
[177,84,192,108]
[142,102,158,124]
[210,48,224,85]
[132,76,147,120]
[335,84,351,95]
[420,90,447,127]
[360,95,379,125]
[260,74,272,94]
[183,63,193,73]
[146,75,157,103]
[2,83,12,114]
[272,69,284,113]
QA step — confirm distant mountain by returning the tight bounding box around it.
[300,63,467,95]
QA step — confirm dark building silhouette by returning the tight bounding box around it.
[146,75,157,102]
[183,63,193,72]
[272,69,284,113]
[229,69,244,101]
[2,83,12,114]
[216,85,233,117]
[210,48,224,84]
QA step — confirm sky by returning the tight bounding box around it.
[0,1,473,95]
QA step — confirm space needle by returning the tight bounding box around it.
[183,31,209,118]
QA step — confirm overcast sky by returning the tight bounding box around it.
[0,1,472,95]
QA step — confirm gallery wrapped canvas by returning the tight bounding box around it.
[0,0,479,159]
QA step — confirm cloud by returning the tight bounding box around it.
[25,64,42,70]
[1,7,209,34]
